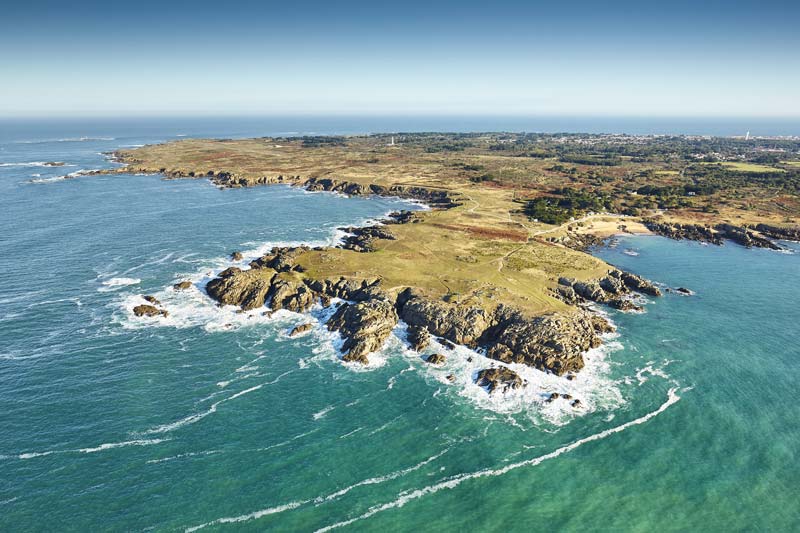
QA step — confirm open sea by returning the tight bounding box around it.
[0,118,798,532]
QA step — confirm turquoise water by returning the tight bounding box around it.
[1,120,799,532]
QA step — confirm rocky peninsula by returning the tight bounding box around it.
[110,133,800,392]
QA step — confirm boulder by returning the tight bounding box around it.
[173,280,192,290]
[476,367,524,393]
[143,295,160,305]
[231,251,244,261]
[425,353,446,365]
[133,304,167,318]
[289,322,314,337]
[609,298,643,312]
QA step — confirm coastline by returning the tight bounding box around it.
[104,134,799,394]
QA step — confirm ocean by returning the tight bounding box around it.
[0,118,798,532]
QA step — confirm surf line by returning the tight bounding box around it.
[184,388,682,532]
[315,387,683,532]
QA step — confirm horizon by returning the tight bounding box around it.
[2,0,799,118]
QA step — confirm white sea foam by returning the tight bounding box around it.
[146,449,222,465]
[389,321,627,426]
[98,277,141,292]
[11,438,168,460]
[315,388,683,532]
[312,405,336,420]
[15,137,115,144]
[0,161,73,167]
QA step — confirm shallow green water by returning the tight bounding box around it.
[1,121,798,532]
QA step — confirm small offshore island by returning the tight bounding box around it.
[106,132,800,394]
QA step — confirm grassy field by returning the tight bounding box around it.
[702,161,785,173]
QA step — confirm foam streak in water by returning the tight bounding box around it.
[183,448,451,531]
[145,371,294,434]
[315,388,682,532]
[10,439,169,460]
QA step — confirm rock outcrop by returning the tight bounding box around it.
[339,225,395,252]
[476,367,524,393]
[755,223,800,242]
[173,280,192,290]
[206,267,276,310]
[289,323,314,337]
[425,353,446,365]
[406,325,430,351]
[133,304,168,318]
[326,300,399,364]
[644,219,785,250]
[556,269,661,310]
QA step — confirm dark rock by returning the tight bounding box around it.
[755,223,800,243]
[546,392,560,403]
[338,225,396,253]
[609,298,643,312]
[206,268,276,310]
[289,322,314,337]
[406,325,430,351]
[143,295,160,305]
[133,304,167,318]
[231,251,244,261]
[614,270,662,297]
[425,353,447,365]
[675,287,693,295]
[643,220,722,244]
[250,246,309,272]
[326,299,399,364]
[446,374,456,382]
[173,280,192,290]
[571,399,582,408]
[476,367,524,393]
[716,223,780,249]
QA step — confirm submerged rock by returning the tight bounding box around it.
[231,251,244,261]
[476,367,524,393]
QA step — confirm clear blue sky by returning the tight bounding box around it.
[1,0,798,117]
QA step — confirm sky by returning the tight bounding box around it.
[1,0,799,118]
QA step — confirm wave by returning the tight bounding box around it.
[146,449,222,465]
[9,438,168,461]
[14,137,115,144]
[386,321,627,426]
[183,448,451,531]
[144,371,294,435]
[314,388,683,532]
[0,161,73,167]
[97,277,141,292]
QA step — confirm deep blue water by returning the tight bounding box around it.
[0,119,799,532]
